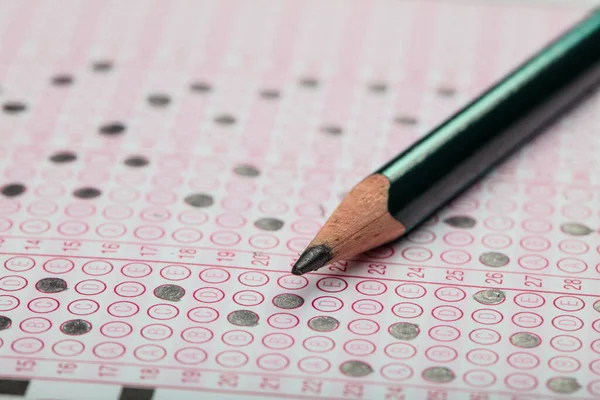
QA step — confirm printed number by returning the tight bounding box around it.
[15,360,35,372]
[24,239,40,250]
[563,279,582,291]
[63,240,80,252]
[329,261,348,273]
[485,272,503,285]
[57,362,77,374]
[101,243,120,254]
[367,263,386,275]
[217,251,236,262]
[140,368,159,380]
[181,369,201,384]
[179,248,196,259]
[445,269,464,282]
[251,252,270,267]
[406,267,424,279]
[524,275,542,288]
[98,365,118,377]
[140,245,157,257]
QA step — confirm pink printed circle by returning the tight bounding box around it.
[504,373,538,391]
[175,347,208,365]
[298,357,331,374]
[262,333,294,350]
[93,342,126,359]
[194,287,225,303]
[514,292,545,308]
[114,281,145,298]
[380,363,414,381]
[121,262,152,278]
[82,260,114,276]
[160,265,191,281]
[107,301,138,318]
[303,336,335,353]
[233,290,264,307]
[147,304,179,320]
[28,297,59,314]
[395,283,426,299]
[352,299,383,316]
[0,275,27,291]
[257,353,290,371]
[434,286,466,302]
[428,325,461,342]
[268,313,299,329]
[187,307,219,323]
[75,279,107,296]
[4,256,35,272]
[507,352,540,370]
[222,330,253,347]
[348,319,379,336]
[199,268,230,284]
[0,295,20,311]
[312,296,343,312]
[426,346,458,363]
[100,321,133,338]
[141,324,173,341]
[384,343,417,360]
[550,335,582,352]
[240,271,270,287]
[52,340,85,357]
[20,317,51,334]
[463,370,496,388]
[316,277,347,293]
[134,344,167,362]
[11,337,44,354]
[465,349,498,366]
[43,258,74,274]
[469,328,501,345]
[215,350,249,368]
[356,280,387,296]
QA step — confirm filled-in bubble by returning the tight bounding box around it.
[36,278,68,293]
[473,289,505,305]
[547,377,581,394]
[254,218,284,231]
[273,294,304,309]
[510,332,541,348]
[50,151,77,163]
[233,164,260,177]
[444,215,476,228]
[479,252,509,267]
[228,310,259,327]
[340,361,373,377]
[389,322,419,340]
[61,319,92,335]
[1,183,26,197]
[560,222,593,236]
[308,316,339,332]
[154,285,185,301]
[0,316,12,330]
[184,193,214,208]
[73,187,101,199]
[423,366,455,383]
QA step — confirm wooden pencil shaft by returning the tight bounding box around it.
[376,9,600,231]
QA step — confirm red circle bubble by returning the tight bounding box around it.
[100,321,133,338]
[384,343,417,360]
[316,277,347,293]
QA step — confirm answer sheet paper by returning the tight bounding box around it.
[0,0,598,399]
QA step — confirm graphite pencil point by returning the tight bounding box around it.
[291,245,332,275]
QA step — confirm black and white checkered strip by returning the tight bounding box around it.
[0,379,270,400]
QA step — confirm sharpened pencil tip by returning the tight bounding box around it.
[291,245,332,275]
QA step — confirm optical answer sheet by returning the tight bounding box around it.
[0,0,598,399]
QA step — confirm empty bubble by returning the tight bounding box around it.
[124,156,149,167]
[1,183,26,197]
[147,94,171,107]
[154,284,185,302]
[99,122,125,136]
[510,332,540,348]
[340,361,374,377]
[479,252,509,267]
[273,294,304,309]
[228,310,259,327]
[389,322,419,340]
[254,218,284,231]
[473,289,505,305]
[0,316,11,330]
[184,193,214,208]
[561,222,593,236]
[49,151,77,163]
[233,164,260,177]
[3,101,27,114]
[308,316,339,332]
[444,215,476,228]
[423,366,455,383]
[547,377,581,394]
[61,319,92,335]
[214,114,236,125]
[36,278,68,293]
[73,187,101,199]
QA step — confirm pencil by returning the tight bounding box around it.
[291,8,600,276]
